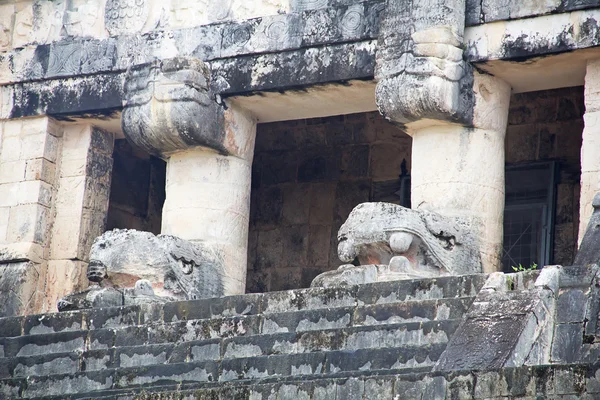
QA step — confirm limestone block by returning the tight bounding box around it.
[44,260,88,312]
[0,261,41,317]
[8,1,64,47]
[104,0,162,36]
[0,241,45,264]
[20,132,59,162]
[375,0,473,127]
[0,87,12,119]
[7,204,50,244]
[169,0,288,28]
[0,136,22,162]
[61,125,93,162]
[49,215,83,260]
[585,59,600,113]
[0,160,26,184]
[0,4,14,52]
[435,270,557,371]
[63,1,104,38]
[25,158,56,183]
[576,193,600,266]
[11,3,34,48]
[17,180,53,207]
[0,206,9,243]
[54,176,87,213]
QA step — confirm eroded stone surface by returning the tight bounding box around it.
[311,202,482,287]
[57,229,225,311]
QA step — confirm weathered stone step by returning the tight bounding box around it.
[26,362,600,400]
[0,297,472,360]
[0,274,487,339]
[0,320,461,378]
[1,345,446,399]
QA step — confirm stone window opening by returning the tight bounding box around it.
[105,139,166,234]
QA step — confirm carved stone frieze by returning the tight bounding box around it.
[105,0,150,35]
[311,202,482,287]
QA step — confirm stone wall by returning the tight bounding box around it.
[106,140,165,235]
[505,87,584,265]
[247,112,411,293]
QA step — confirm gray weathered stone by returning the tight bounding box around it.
[57,229,224,311]
[575,192,600,266]
[375,0,474,127]
[312,202,482,287]
[121,57,225,156]
[435,268,560,372]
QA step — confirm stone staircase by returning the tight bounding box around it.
[0,274,487,399]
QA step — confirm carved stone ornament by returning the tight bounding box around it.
[375,0,475,127]
[105,0,150,36]
[57,229,225,311]
[311,202,482,287]
[121,57,225,156]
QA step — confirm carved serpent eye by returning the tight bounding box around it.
[177,258,194,275]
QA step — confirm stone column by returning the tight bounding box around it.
[409,73,511,272]
[579,59,600,244]
[375,0,511,273]
[122,57,257,296]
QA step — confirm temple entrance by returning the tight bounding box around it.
[246,112,412,293]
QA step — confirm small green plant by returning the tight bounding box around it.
[511,263,538,272]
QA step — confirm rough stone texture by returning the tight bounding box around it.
[408,73,511,273]
[311,202,482,288]
[0,273,488,399]
[46,124,115,313]
[505,87,584,265]
[465,8,600,62]
[375,0,474,127]
[0,262,42,318]
[465,0,600,26]
[0,117,64,316]
[161,104,257,296]
[435,268,558,371]
[121,57,225,157]
[247,112,412,293]
[5,269,600,399]
[579,60,600,244]
[58,229,225,311]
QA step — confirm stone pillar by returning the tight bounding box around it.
[47,124,114,310]
[0,117,114,315]
[375,0,511,273]
[0,117,60,316]
[579,59,600,244]
[122,57,257,296]
[162,106,256,295]
[409,73,511,272]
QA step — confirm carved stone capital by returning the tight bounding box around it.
[375,0,475,128]
[121,57,226,156]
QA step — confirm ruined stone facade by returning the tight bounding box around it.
[1,0,600,398]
